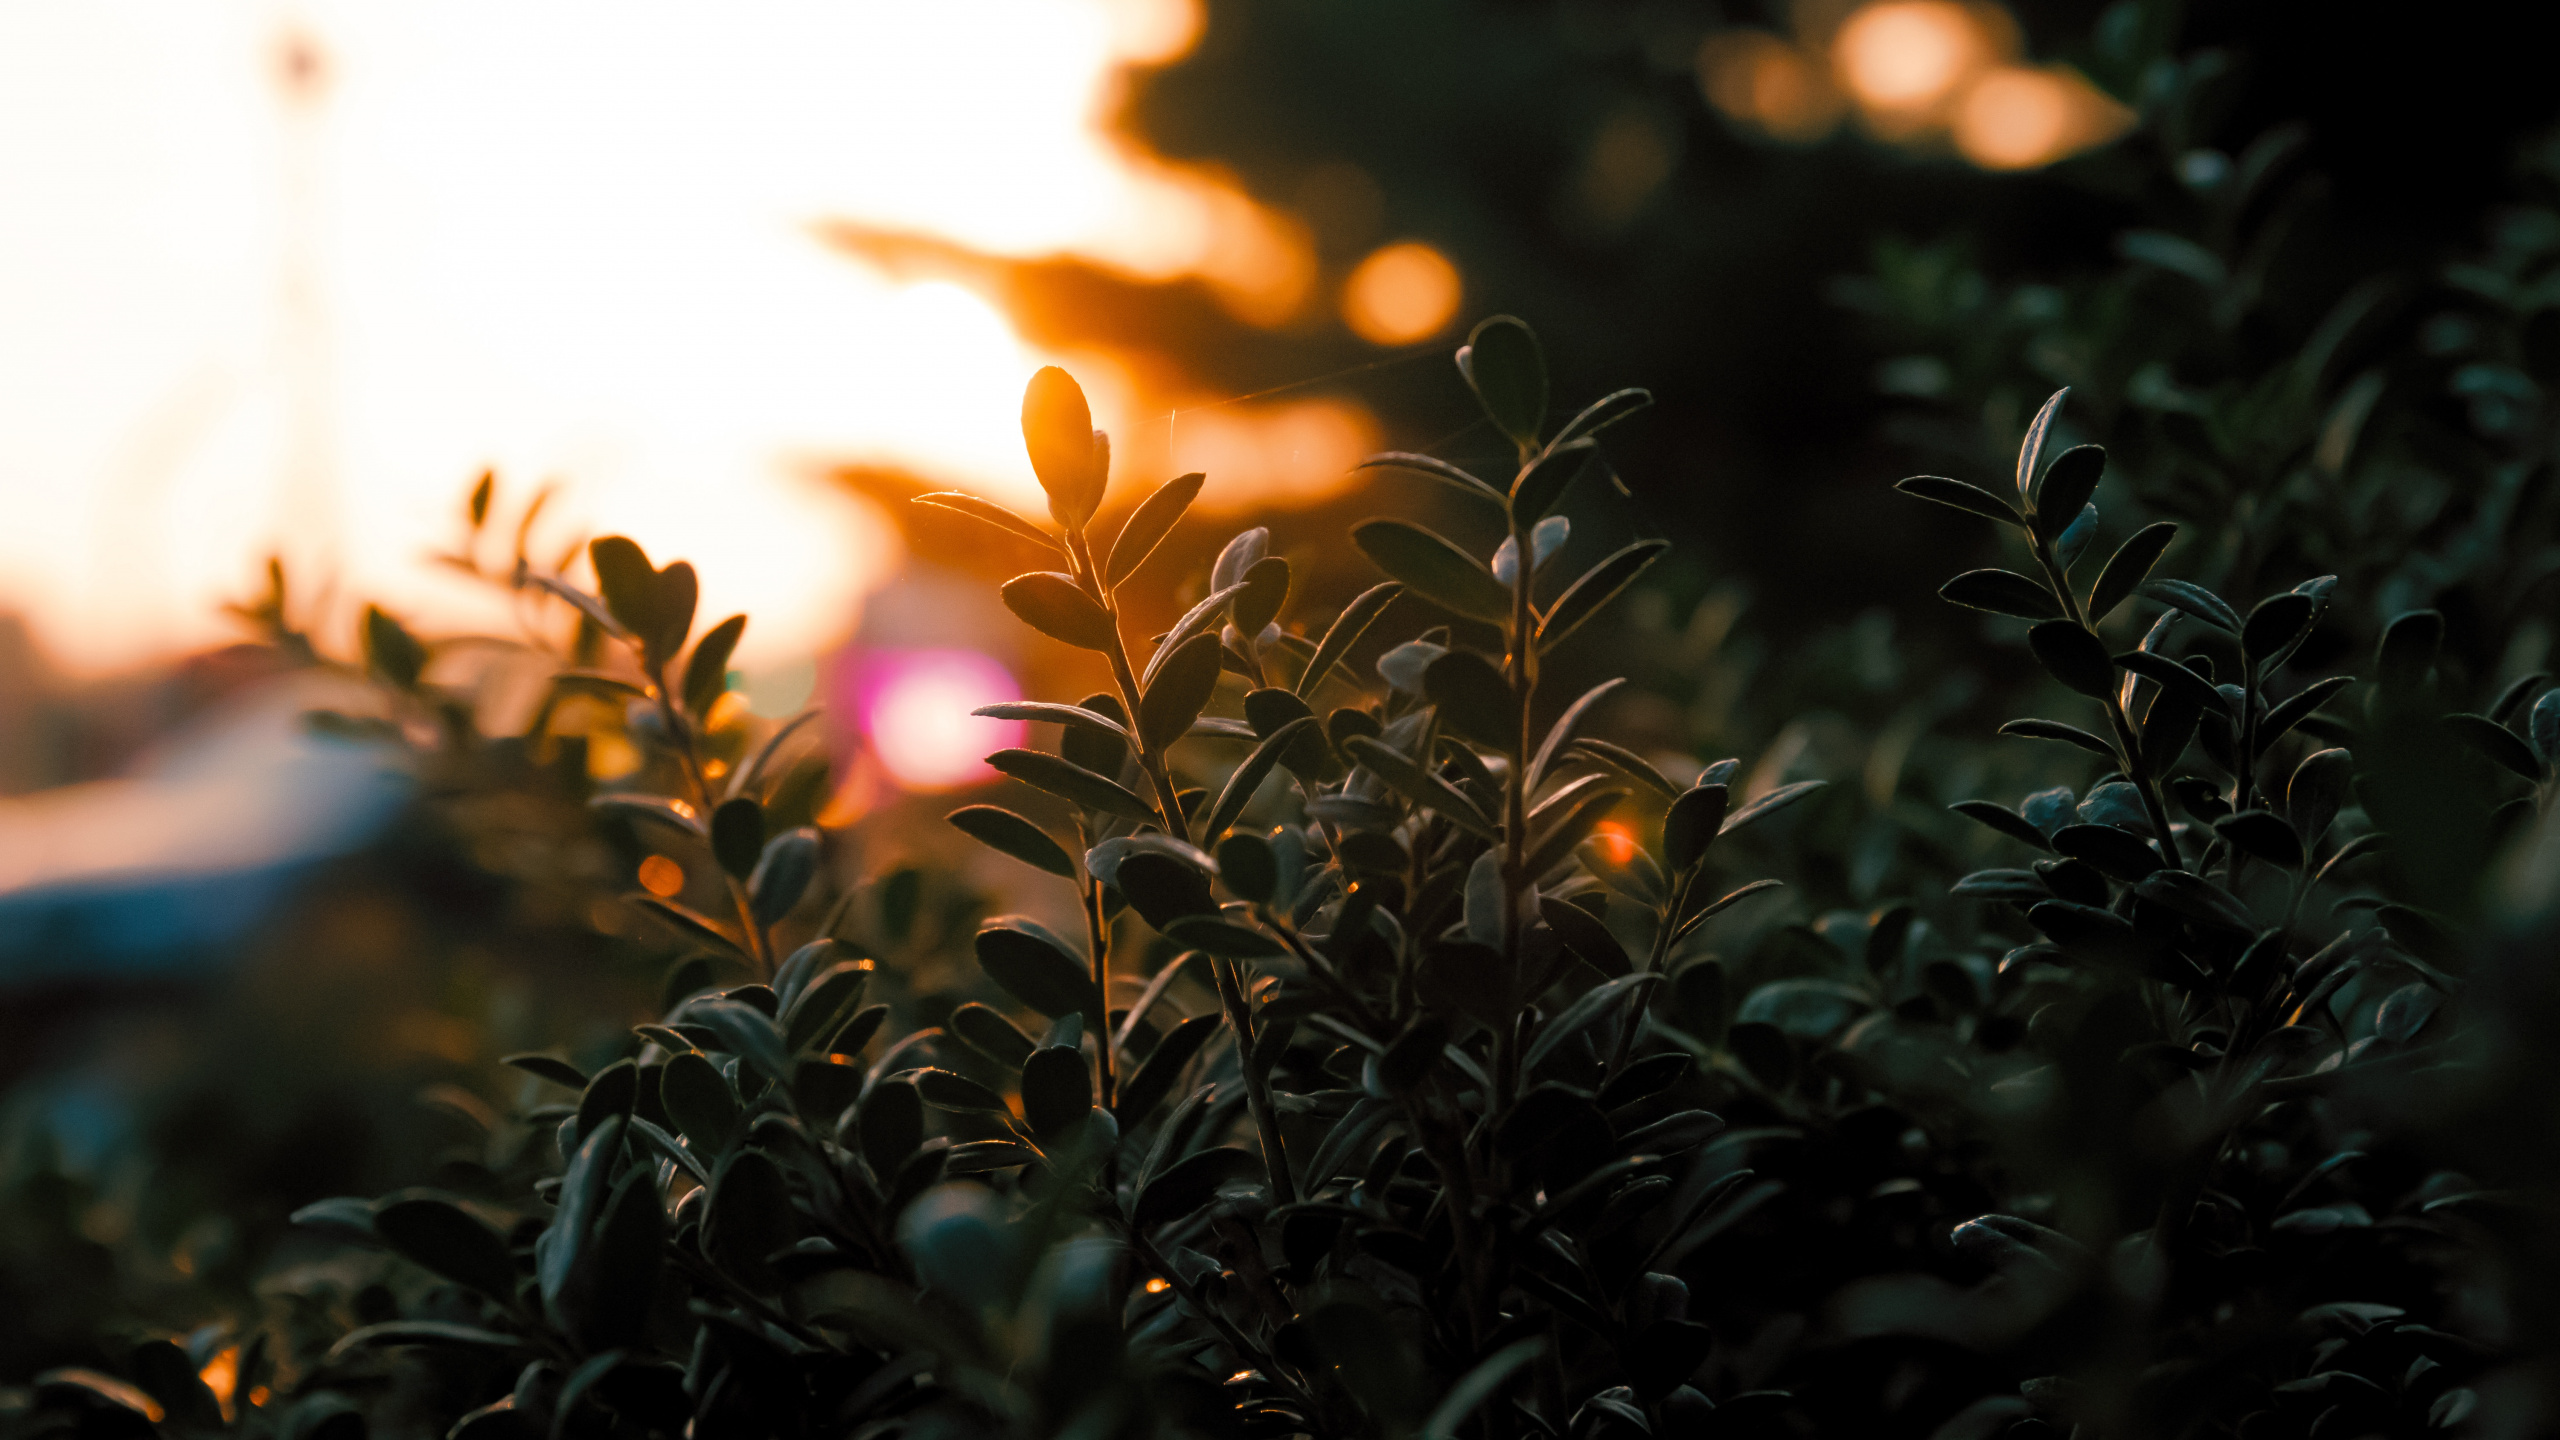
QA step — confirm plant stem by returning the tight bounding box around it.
[653,662,771,975]
[2026,533,2184,872]
[1499,497,1538,1106]
[1212,955,1298,1206]
[1077,835,1118,1109]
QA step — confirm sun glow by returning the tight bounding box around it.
[0,0,1320,677]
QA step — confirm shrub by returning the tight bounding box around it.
[6,304,2546,1440]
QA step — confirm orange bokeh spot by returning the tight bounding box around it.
[1342,242,1463,346]
[638,854,686,898]
[1697,32,1843,142]
[1592,821,1640,867]
[1832,0,2003,131]
[199,1346,240,1422]
[1145,1276,1172,1293]
[1952,66,2132,170]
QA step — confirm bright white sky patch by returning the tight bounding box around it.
[0,0,1205,672]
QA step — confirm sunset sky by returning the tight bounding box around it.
[0,0,1215,672]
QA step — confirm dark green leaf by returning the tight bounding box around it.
[1001,571,1117,650]
[1234,555,1291,636]
[2052,502,2099,572]
[988,748,1159,822]
[1997,718,2119,759]
[1343,734,1498,838]
[1297,581,1402,698]
[539,1117,624,1317]
[1458,315,1548,445]
[1952,869,2050,902]
[2264,675,2355,744]
[709,797,764,881]
[2141,579,2244,634]
[2242,593,2317,668]
[1354,451,1506,503]
[749,827,819,926]
[2287,747,2354,845]
[2376,609,2444,691]
[976,920,1104,1024]
[1138,632,1223,751]
[2028,621,2117,697]
[1939,569,2060,619]
[2133,869,2259,933]
[505,1053,589,1090]
[689,999,792,1088]
[1510,438,1597,521]
[1216,832,1277,904]
[911,1066,1011,1114]
[949,1003,1037,1068]
[1539,539,1669,650]
[2217,810,2305,869]
[1133,1146,1263,1227]
[1020,1046,1092,1142]
[1540,896,1631,977]
[857,1080,922,1178]
[324,1322,529,1361]
[705,1148,795,1292]
[2032,445,2105,539]
[2446,713,2543,778]
[1552,386,1653,447]
[828,998,890,1058]
[970,700,1129,737]
[1672,879,1785,939]
[1894,475,2022,524]
[946,1139,1042,1174]
[658,1051,739,1156]
[1527,677,1623,791]
[1117,851,1219,930]
[2050,823,2161,880]
[947,805,1075,877]
[577,1059,638,1136]
[683,615,747,718]
[1526,787,1624,879]
[1662,784,1729,872]
[362,605,429,689]
[911,491,1062,554]
[1525,974,1661,1073]
[1719,779,1825,836]
[1163,915,1287,959]
[375,1198,517,1301]
[1572,738,1678,799]
[1423,649,1517,750]
[1203,715,1318,840]
[1144,581,1249,684]
[1951,800,2053,852]
[783,960,872,1055]
[2015,387,2068,502]
[1103,471,1204,588]
[2115,649,2228,715]
[1115,1012,1221,1127]
[1352,519,1509,622]
[1058,691,1132,777]
[577,1170,665,1349]
[588,536,662,648]
[2088,522,2178,621]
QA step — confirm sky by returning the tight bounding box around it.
[0,0,1216,673]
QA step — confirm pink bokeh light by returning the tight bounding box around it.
[834,647,1025,792]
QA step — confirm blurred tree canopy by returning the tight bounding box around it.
[1089,0,2560,630]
